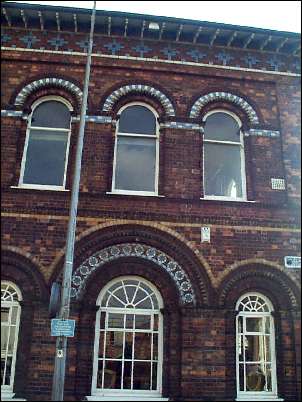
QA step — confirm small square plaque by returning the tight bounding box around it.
[271,178,285,190]
[284,256,301,269]
[201,227,211,243]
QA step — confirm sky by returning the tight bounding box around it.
[7,1,302,33]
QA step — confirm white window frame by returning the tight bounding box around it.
[111,102,160,196]
[1,281,22,400]
[18,96,73,191]
[90,276,164,400]
[235,292,280,401]
[202,109,247,201]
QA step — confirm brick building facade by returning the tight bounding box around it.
[1,2,301,401]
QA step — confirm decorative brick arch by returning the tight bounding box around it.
[50,223,213,306]
[101,84,176,116]
[189,91,259,124]
[217,262,300,310]
[1,247,48,302]
[71,243,195,305]
[14,77,83,107]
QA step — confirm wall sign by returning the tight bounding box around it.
[284,256,301,269]
[201,227,211,243]
[51,319,75,337]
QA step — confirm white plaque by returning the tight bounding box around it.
[201,227,210,243]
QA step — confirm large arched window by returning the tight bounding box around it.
[19,97,72,190]
[236,293,279,401]
[90,277,164,400]
[1,281,22,399]
[112,103,159,195]
[203,110,246,200]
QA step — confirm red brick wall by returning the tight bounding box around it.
[1,25,300,402]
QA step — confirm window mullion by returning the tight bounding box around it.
[131,329,135,390]
[121,314,126,390]
[243,316,246,392]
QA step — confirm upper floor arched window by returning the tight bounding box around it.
[19,96,72,190]
[203,110,246,200]
[112,103,159,196]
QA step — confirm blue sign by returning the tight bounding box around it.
[51,319,75,337]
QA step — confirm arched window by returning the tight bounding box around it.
[112,103,159,195]
[91,277,163,399]
[1,281,22,399]
[19,97,72,190]
[236,293,278,400]
[203,110,246,200]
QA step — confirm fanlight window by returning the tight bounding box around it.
[92,277,163,397]
[112,104,159,195]
[1,282,22,394]
[203,111,246,200]
[19,98,72,189]
[236,293,278,398]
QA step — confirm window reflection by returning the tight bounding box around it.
[113,104,158,194]
[203,111,245,199]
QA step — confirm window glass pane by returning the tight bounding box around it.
[108,313,124,329]
[101,291,110,307]
[112,287,128,305]
[124,333,133,359]
[115,137,156,192]
[102,360,121,389]
[125,285,137,305]
[135,315,151,330]
[119,105,156,135]
[264,336,271,362]
[264,363,272,391]
[204,112,240,141]
[133,362,151,390]
[97,360,104,388]
[264,317,271,334]
[1,308,9,323]
[23,129,68,186]
[239,363,245,391]
[246,363,266,391]
[2,356,12,386]
[8,327,16,355]
[152,362,158,390]
[238,316,243,333]
[98,332,105,358]
[11,306,19,325]
[245,335,262,362]
[105,332,123,359]
[31,101,70,128]
[123,361,132,389]
[126,315,134,329]
[246,317,262,333]
[153,315,159,331]
[204,143,243,197]
[1,326,9,354]
[153,333,158,360]
[135,297,153,309]
[238,335,244,361]
[107,294,125,308]
[133,288,148,306]
[134,333,151,360]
